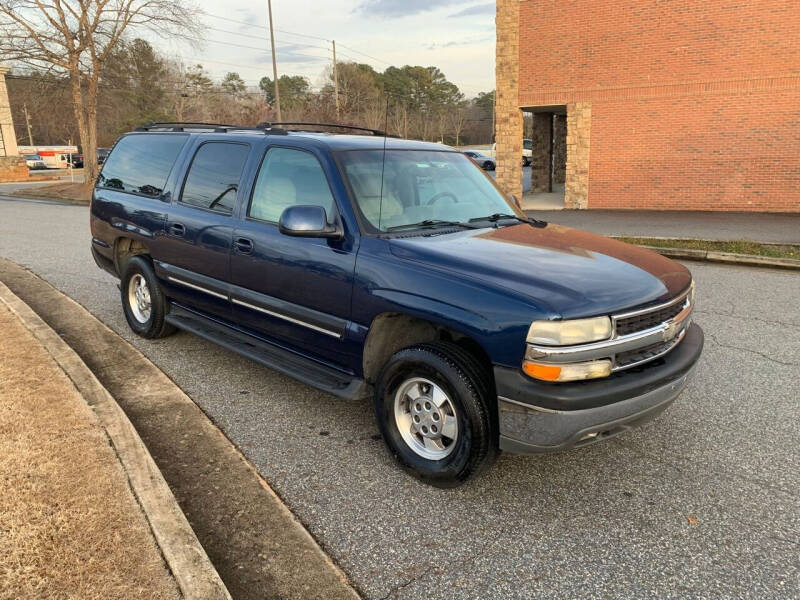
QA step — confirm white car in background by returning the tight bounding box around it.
[491,139,533,166]
[24,154,47,170]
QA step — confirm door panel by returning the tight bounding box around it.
[229,146,357,366]
[157,141,251,319]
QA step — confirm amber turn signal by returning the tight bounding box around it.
[522,359,612,382]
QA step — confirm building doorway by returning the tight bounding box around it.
[522,106,566,210]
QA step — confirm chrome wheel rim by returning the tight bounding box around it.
[128,274,151,323]
[393,377,458,460]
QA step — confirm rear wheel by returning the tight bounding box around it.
[120,256,175,339]
[374,342,497,486]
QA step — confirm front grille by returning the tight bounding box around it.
[615,300,685,336]
[615,338,679,368]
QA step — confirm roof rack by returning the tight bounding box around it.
[256,122,387,136]
[135,121,390,137]
[135,122,288,134]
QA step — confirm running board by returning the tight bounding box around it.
[166,304,370,400]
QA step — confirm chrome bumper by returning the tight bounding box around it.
[498,362,697,454]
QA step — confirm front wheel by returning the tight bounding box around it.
[120,256,175,339]
[374,342,497,486]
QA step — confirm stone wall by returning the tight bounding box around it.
[494,0,522,199]
[552,114,566,184]
[0,156,28,181]
[529,113,551,193]
[565,103,591,209]
[0,65,27,182]
[0,65,20,158]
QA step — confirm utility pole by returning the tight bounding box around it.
[23,103,34,146]
[332,40,340,120]
[267,0,282,121]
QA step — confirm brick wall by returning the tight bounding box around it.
[515,0,800,212]
[590,90,800,211]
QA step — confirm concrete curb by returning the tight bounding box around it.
[635,245,800,271]
[0,282,232,600]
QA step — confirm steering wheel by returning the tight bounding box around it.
[426,191,459,206]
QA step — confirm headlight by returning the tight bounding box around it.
[522,359,612,382]
[527,316,612,346]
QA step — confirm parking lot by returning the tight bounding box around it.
[1,196,797,599]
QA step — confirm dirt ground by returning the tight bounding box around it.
[14,181,90,204]
[0,304,179,600]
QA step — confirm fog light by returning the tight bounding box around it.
[522,359,612,382]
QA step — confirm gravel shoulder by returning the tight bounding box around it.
[0,303,180,600]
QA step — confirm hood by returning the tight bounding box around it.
[389,223,691,319]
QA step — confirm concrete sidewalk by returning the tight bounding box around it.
[525,210,800,244]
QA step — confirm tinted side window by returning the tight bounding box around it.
[180,142,250,215]
[248,147,335,223]
[98,134,188,196]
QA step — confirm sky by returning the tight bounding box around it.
[156,0,496,98]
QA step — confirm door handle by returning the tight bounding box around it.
[234,237,254,254]
[169,222,186,237]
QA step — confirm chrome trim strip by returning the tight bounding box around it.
[612,284,692,322]
[613,326,687,372]
[167,276,229,300]
[231,298,342,338]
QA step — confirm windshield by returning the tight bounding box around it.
[339,150,518,232]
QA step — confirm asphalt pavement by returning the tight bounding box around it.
[0,196,797,599]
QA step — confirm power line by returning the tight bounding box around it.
[204,26,332,52]
[203,11,389,63]
[193,37,331,62]
[335,43,391,66]
[204,11,329,42]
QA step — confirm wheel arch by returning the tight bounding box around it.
[114,237,152,275]
[362,312,494,388]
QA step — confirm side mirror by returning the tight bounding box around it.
[278,205,342,239]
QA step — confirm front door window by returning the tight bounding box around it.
[248,147,335,223]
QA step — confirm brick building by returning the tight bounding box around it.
[495,0,800,212]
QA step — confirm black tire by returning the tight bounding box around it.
[374,341,498,487]
[483,161,494,171]
[120,255,175,339]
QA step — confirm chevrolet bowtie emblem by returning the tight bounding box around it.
[663,321,679,342]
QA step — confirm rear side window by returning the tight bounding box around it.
[180,142,250,215]
[248,147,335,223]
[98,134,188,196]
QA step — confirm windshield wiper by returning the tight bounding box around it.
[468,213,547,228]
[386,219,482,232]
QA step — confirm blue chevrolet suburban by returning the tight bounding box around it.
[90,122,703,486]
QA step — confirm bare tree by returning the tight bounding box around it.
[449,104,468,147]
[0,0,199,186]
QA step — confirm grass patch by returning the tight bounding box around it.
[614,237,800,260]
[0,304,179,599]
